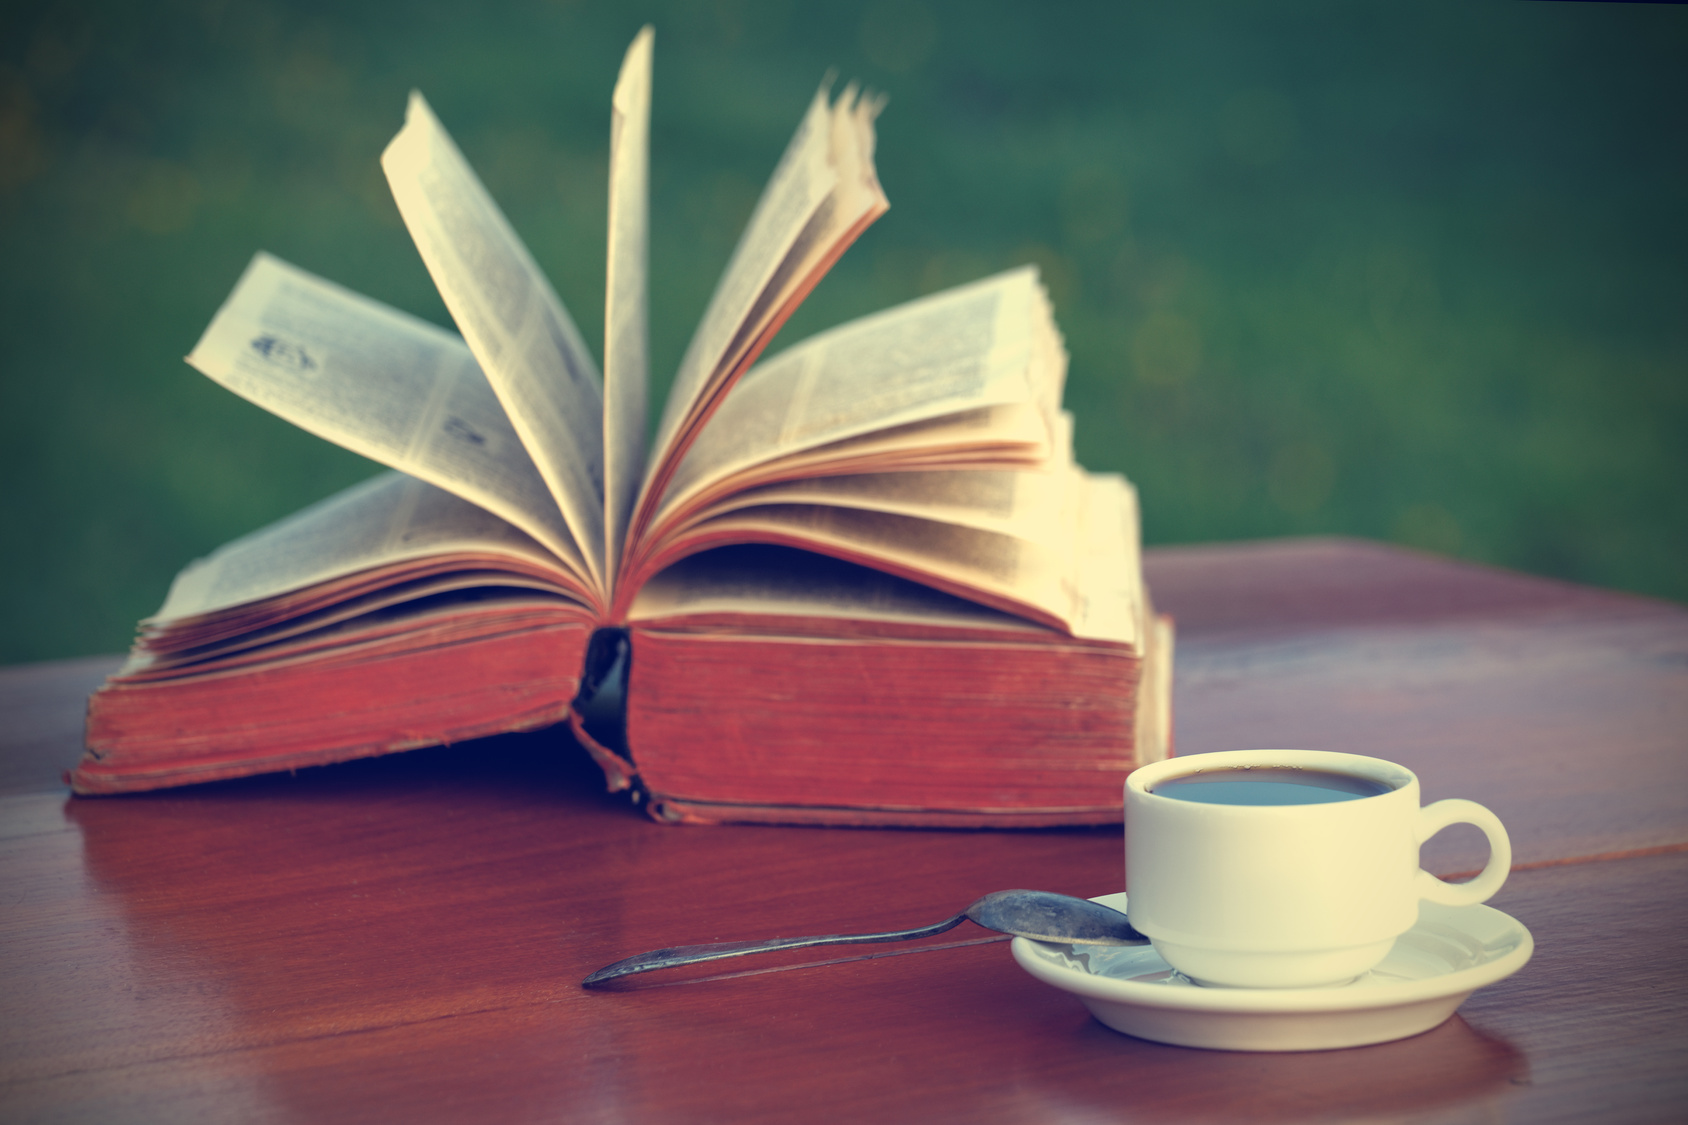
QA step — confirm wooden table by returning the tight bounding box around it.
[3,538,1685,1123]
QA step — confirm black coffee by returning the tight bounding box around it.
[1150,766,1393,806]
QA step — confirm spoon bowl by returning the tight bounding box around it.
[582,889,1147,987]
[965,889,1149,944]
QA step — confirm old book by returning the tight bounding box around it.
[74,29,1173,825]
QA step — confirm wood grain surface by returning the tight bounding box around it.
[2,538,1684,1123]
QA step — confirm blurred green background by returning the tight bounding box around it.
[2,0,1684,664]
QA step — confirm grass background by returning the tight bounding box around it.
[1,0,1683,663]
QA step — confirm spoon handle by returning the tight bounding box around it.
[582,911,970,987]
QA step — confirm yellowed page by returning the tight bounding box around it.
[640,465,1143,644]
[628,546,1050,635]
[1070,473,1144,645]
[649,88,832,457]
[632,83,888,550]
[603,27,652,589]
[746,404,1053,475]
[656,268,1059,529]
[382,91,607,590]
[186,253,587,577]
[687,468,1075,540]
[138,568,578,673]
[153,472,577,626]
[655,495,1084,633]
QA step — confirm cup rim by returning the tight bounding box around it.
[1127,749,1417,803]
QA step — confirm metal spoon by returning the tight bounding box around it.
[582,889,1148,987]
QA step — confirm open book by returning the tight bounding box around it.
[75,30,1173,826]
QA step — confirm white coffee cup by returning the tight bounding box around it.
[1125,749,1511,989]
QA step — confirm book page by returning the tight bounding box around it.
[1071,473,1144,646]
[647,269,1061,536]
[628,466,1143,644]
[649,88,832,458]
[137,569,577,673]
[688,468,1075,541]
[603,27,653,589]
[187,253,587,579]
[748,404,1053,475]
[639,497,1084,633]
[628,544,1050,636]
[152,472,581,627]
[383,91,607,590]
[631,82,888,555]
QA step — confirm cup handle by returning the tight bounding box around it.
[1414,798,1512,906]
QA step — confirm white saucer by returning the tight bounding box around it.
[1011,893,1532,1052]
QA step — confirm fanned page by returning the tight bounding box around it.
[131,572,576,679]
[627,82,888,561]
[1072,473,1145,646]
[731,405,1052,477]
[629,468,1141,644]
[641,484,1084,634]
[617,268,1079,623]
[645,269,1057,537]
[689,469,1075,541]
[185,253,588,583]
[603,28,652,590]
[130,472,587,668]
[382,92,609,595]
[628,545,1058,641]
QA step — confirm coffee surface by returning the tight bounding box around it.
[1150,766,1393,805]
